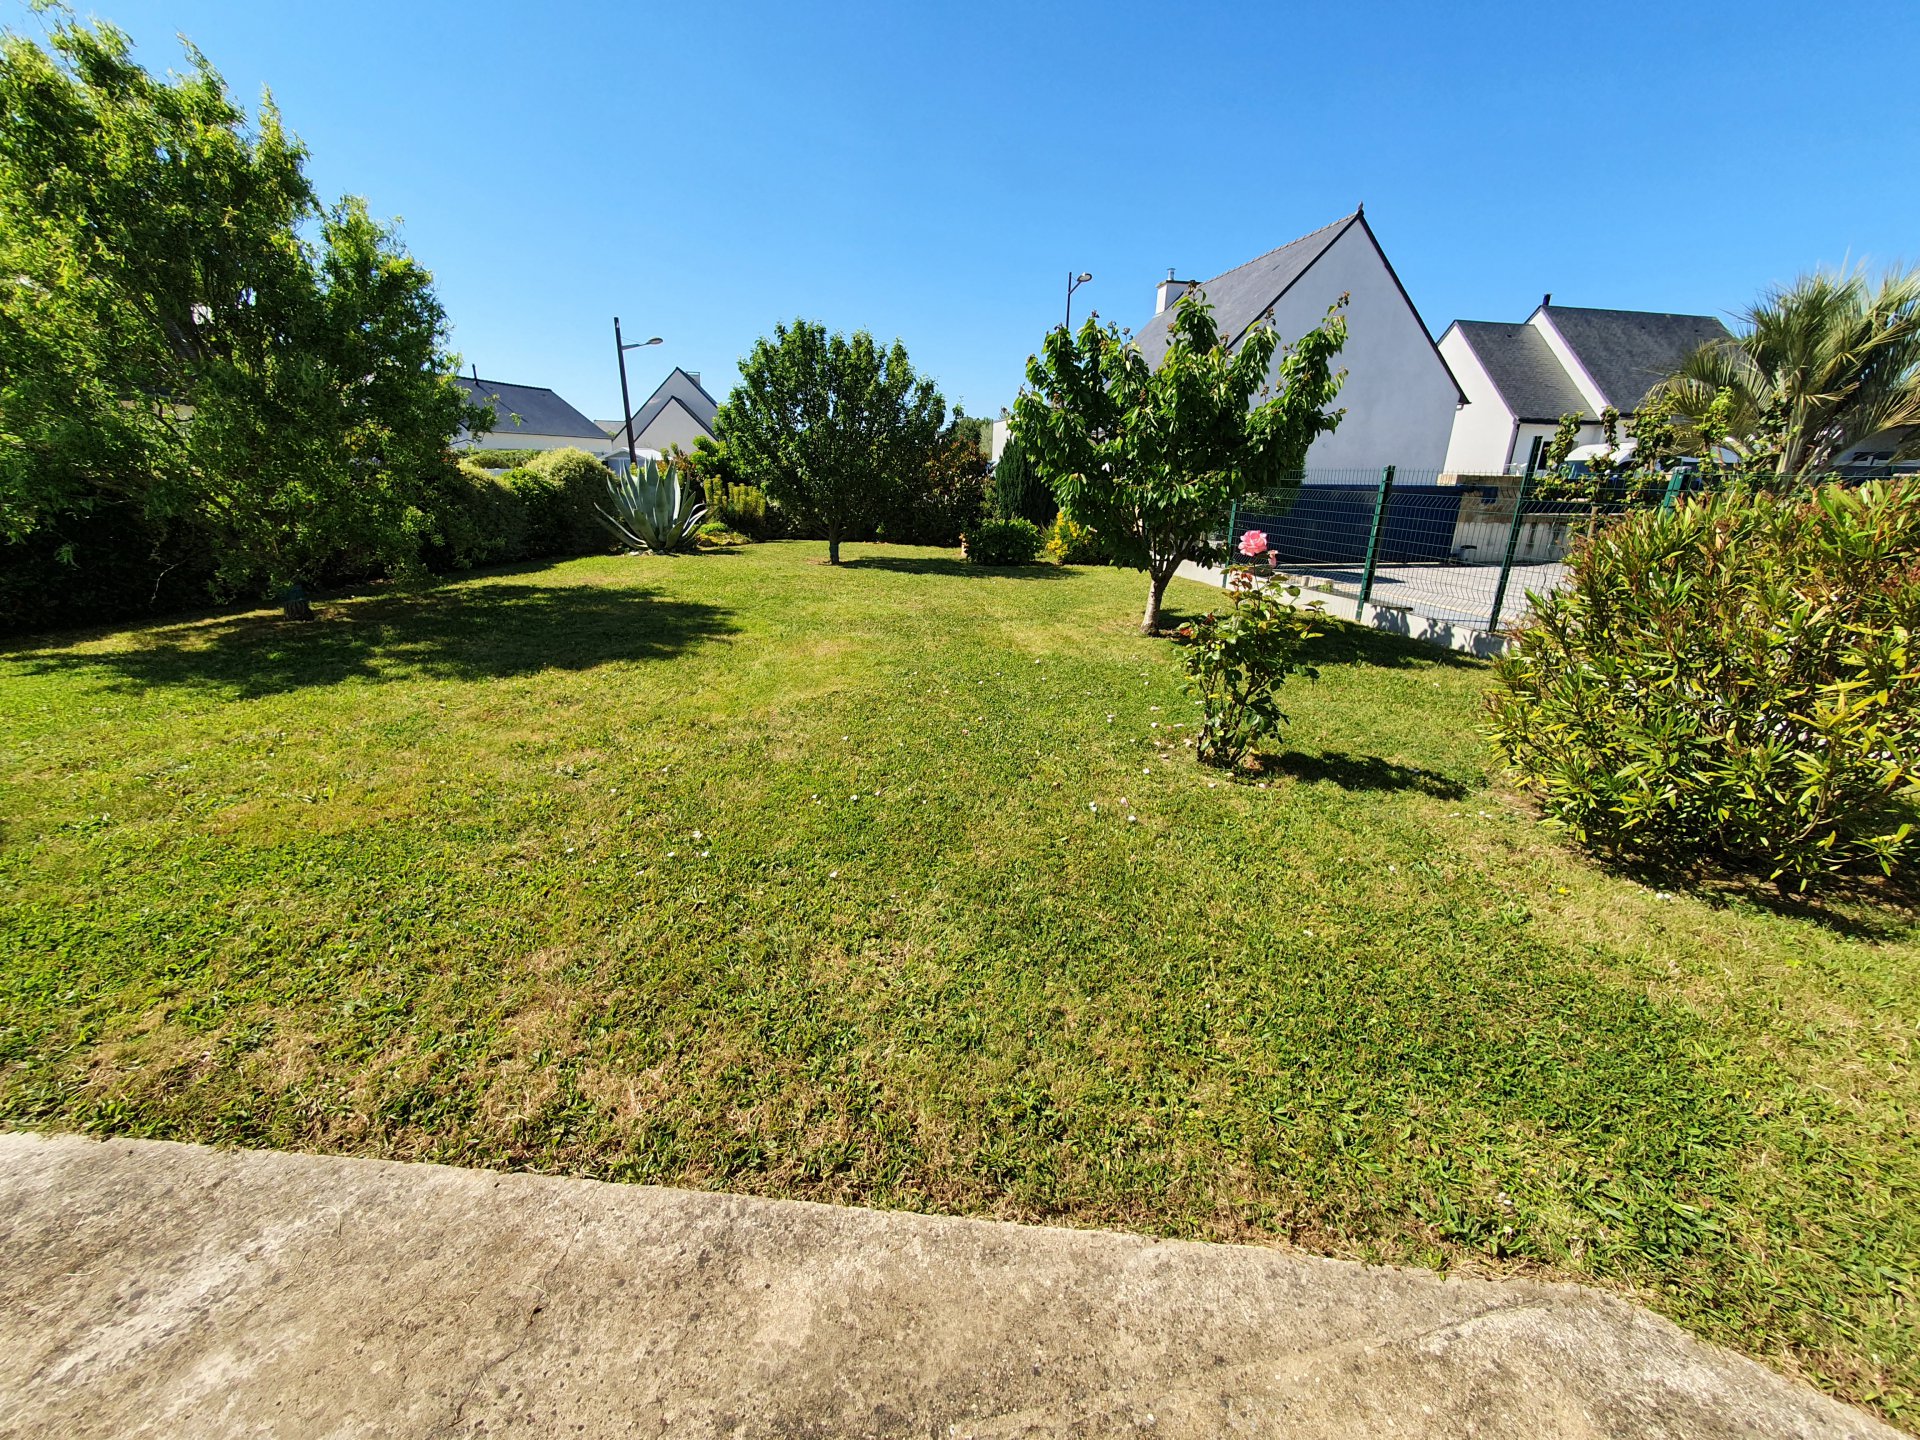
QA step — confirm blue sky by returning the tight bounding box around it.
[13,0,1917,422]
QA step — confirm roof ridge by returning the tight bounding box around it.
[1543,303,1723,321]
[462,376,562,395]
[1196,211,1357,287]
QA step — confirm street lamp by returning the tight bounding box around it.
[1065,271,1093,330]
[613,317,664,466]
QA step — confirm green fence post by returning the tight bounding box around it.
[1660,466,1685,508]
[1357,465,1395,606]
[1486,463,1533,634]
[1223,498,1239,588]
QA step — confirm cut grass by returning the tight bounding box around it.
[1,541,1915,1427]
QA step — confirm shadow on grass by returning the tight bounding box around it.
[4,580,738,700]
[844,556,1073,580]
[1263,749,1470,800]
[1596,849,1920,942]
[1301,621,1487,671]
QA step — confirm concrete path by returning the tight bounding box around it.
[0,1132,1892,1439]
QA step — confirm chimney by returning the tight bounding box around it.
[687,371,701,386]
[1156,268,1196,315]
[1541,293,1552,310]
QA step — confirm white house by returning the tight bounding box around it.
[453,375,614,457]
[1438,300,1732,475]
[612,367,719,458]
[1133,208,1465,472]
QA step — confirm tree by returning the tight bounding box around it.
[0,17,478,616]
[714,320,945,564]
[991,430,1053,526]
[1650,267,1920,476]
[1014,294,1347,634]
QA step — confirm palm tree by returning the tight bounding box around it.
[1652,267,1920,475]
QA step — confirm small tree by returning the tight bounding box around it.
[991,430,1052,526]
[714,320,945,564]
[1013,294,1346,634]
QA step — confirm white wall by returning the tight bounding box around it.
[464,431,614,457]
[1260,222,1461,473]
[1438,328,1517,473]
[635,399,715,457]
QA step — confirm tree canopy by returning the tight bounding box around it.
[0,16,478,614]
[713,320,945,564]
[1013,295,1347,633]
[1651,268,1920,476]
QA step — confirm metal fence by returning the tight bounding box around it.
[1220,466,1696,638]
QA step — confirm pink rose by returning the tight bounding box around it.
[1238,529,1269,558]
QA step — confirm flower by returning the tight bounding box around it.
[1237,529,1269,558]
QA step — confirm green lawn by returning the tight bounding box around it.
[2,542,1915,1426]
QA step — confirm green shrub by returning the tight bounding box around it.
[0,499,218,635]
[501,467,573,555]
[461,448,545,471]
[1488,480,1920,887]
[420,460,528,570]
[1173,569,1320,768]
[712,481,771,540]
[962,517,1043,566]
[1044,509,1108,565]
[524,447,614,553]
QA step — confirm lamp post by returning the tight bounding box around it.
[613,317,663,467]
[1065,271,1093,331]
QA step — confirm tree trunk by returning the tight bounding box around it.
[282,582,313,621]
[1140,566,1175,635]
[827,529,842,565]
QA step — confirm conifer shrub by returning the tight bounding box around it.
[1489,480,1920,887]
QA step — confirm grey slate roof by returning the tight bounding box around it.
[1450,321,1592,422]
[625,368,719,438]
[1132,214,1356,366]
[453,376,606,440]
[1539,306,1732,413]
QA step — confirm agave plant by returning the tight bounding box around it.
[600,457,707,553]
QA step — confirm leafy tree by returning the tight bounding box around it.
[714,320,945,563]
[879,410,989,545]
[1650,267,1920,475]
[1014,294,1347,634]
[0,16,477,617]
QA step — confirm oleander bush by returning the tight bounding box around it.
[962,517,1044,566]
[1488,479,1920,887]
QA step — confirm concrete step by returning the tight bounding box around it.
[0,1132,1891,1439]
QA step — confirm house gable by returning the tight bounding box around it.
[1530,305,1732,415]
[634,394,717,454]
[1447,321,1591,423]
[625,367,719,440]
[1133,210,1464,470]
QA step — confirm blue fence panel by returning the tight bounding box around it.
[1237,484,1464,567]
